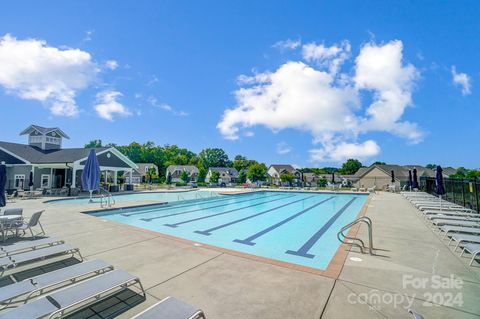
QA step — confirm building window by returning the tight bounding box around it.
[46,137,60,144]
[14,174,25,189]
[29,136,43,144]
[41,174,51,188]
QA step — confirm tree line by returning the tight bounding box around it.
[85,140,370,184]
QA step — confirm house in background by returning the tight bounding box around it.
[166,165,199,183]
[0,125,138,192]
[267,164,303,186]
[205,167,239,185]
[125,163,159,184]
[351,164,451,190]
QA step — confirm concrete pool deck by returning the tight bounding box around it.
[3,191,480,318]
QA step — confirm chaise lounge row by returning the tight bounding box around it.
[0,208,206,319]
[401,192,480,266]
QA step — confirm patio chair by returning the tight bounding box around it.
[6,191,17,203]
[440,225,480,239]
[2,208,23,216]
[448,234,480,251]
[0,269,144,319]
[15,210,45,238]
[461,243,480,266]
[132,296,206,319]
[0,259,113,308]
[1,237,64,257]
[0,243,82,277]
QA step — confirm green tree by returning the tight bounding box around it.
[85,139,103,148]
[373,161,386,165]
[339,159,362,175]
[280,172,295,186]
[197,167,207,183]
[199,148,231,168]
[210,171,220,184]
[318,177,328,187]
[322,167,338,174]
[237,170,247,183]
[247,163,267,182]
[145,167,158,183]
[180,170,190,183]
[425,164,437,170]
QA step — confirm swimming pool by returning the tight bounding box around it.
[49,190,219,205]
[89,191,368,271]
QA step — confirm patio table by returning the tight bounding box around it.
[0,215,23,241]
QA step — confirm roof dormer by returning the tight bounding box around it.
[20,125,70,150]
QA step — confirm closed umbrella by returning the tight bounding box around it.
[408,170,413,190]
[81,149,101,202]
[435,166,446,195]
[412,168,419,189]
[391,170,395,183]
[331,172,335,184]
[29,171,34,191]
[0,162,6,207]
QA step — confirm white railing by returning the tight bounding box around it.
[99,188,115,208]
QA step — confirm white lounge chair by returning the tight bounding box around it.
[0,243,82,276]
[0,259,113,308]
[461,243,480,266]
[132,296,205,319]
[0,237,64,257]
[0,269,144,319]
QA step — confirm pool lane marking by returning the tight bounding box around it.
[233,196,335,246]
[122,192,263,217]
[163,194,298,228]
[140,193,288,222]
[194,195,316,236]
[285,197,357,259]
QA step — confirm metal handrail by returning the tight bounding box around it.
[337,216,374,255]
[99,188,115,208]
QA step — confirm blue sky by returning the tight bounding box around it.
[0,1,479,168]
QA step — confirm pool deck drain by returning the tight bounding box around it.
[4,190,480,318]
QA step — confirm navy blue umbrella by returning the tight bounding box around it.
[331,172,335,184]
[28,171,34,189]
[436,166,446,196]
[408,170,413,190]
[391,170,395,183]
[0,163,6,207]
[412,168,419,189]
[81,149,101,202]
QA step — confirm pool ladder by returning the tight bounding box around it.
[337,216,375,255]
[100,189,116,208]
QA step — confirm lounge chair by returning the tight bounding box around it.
[132,296,205,319]
[1,237,64,257]
[2,208,23,216]
[15,210,45,238]
[461,243,480,266]
[448,234,480,251]
[0,259,113,308]
[432,219,480,227]
[6,191,17,203]
[367,186,376,193]
[440,225,480,239]
[0,269,144,319]
[0,243,82,276]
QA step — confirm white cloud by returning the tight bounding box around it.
[105,60,118,70]
[451,66,471,96]
[276,142,292,155]
[273,39,301,50]
[355,40,421,142]
[218,39,422,162]
[309,140,380,162]
[302,40,351,74]
[0,34,99,116]
[147,95,188,116]
[94,90,131,121]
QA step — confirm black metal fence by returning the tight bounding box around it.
[421,177,480,213]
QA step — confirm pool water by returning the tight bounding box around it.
[49,190,219,205]
[89,191,368,270]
